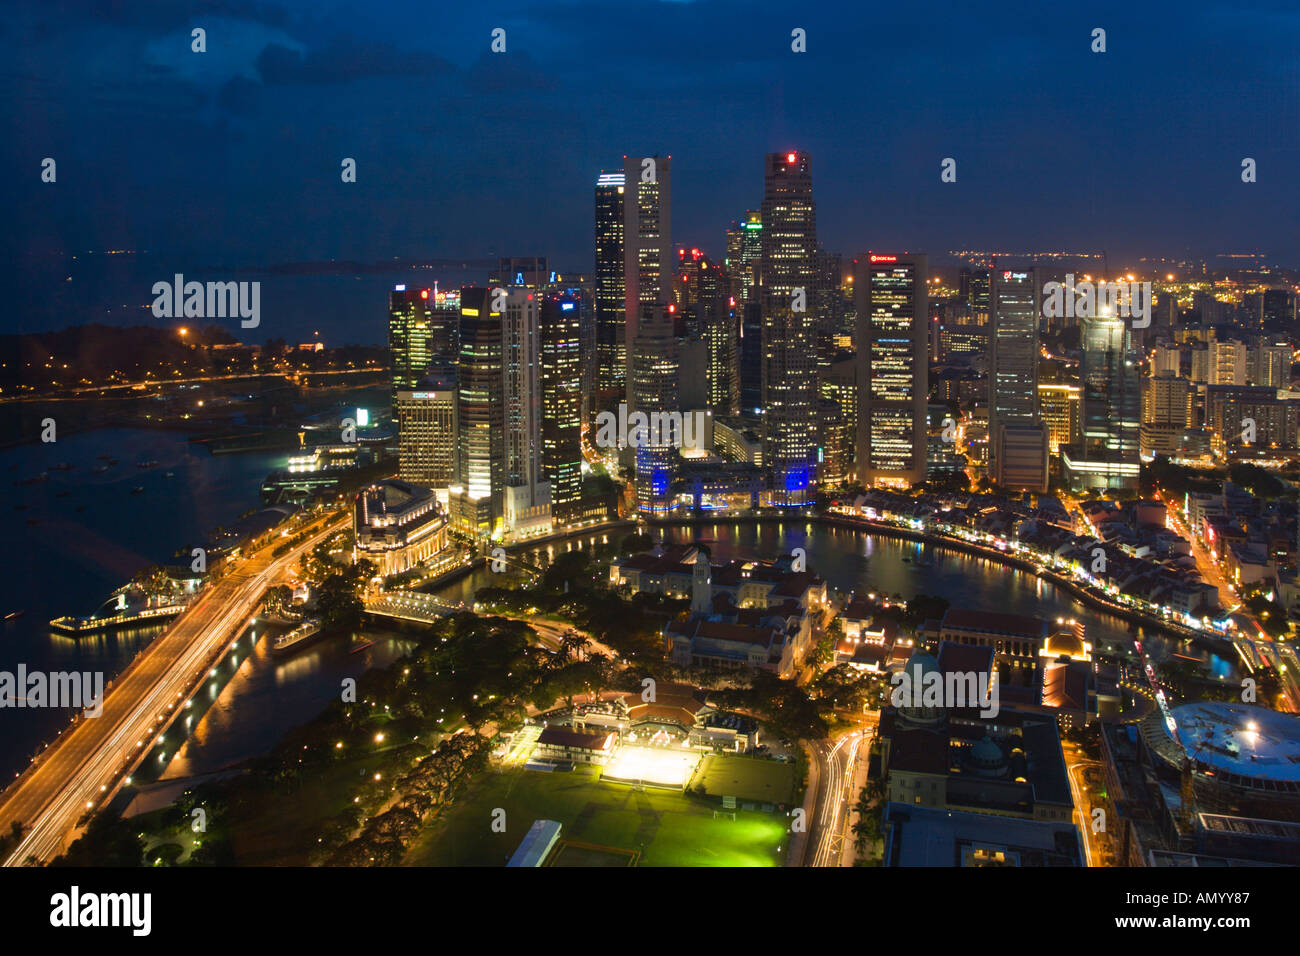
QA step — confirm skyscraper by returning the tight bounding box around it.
[630,304,680,513]
[540,294,583,525]
[500,288,552,539]
[451,287,504,540]
[388,286,460,407]
[989,267,1047,490]
[1062,313,1140,491]
[856,253,929,488]
[396,378,458,490]
[760,151,819,505]
[623,154,672,407]
[595,170,626,394]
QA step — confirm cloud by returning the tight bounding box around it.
[254,36,454,86]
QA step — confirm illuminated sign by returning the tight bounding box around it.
[869,254,898,263]
[420,289,429,299]
[395,284,406,292]
[560,302,575,311]
[356,408,370,428]
[462,308,480,317]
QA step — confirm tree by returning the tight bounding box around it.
[316,572,362,633]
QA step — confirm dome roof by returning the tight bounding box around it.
[904,649,941,678]
[970,736,1004,768]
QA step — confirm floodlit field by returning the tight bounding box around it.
[602,744,702,788]
[405,766,787,867]
[696,754,798,806]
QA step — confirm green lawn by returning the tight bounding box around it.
[696,754,797,806]
[405,766,787,867]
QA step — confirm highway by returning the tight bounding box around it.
[807,728,868,867]
[0,510,349,865]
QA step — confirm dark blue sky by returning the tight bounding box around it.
[4,0,1300,341]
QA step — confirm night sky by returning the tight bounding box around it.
[4,0,1300,342]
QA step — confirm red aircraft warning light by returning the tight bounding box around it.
[786,152,796,164]
[420,289,429,299]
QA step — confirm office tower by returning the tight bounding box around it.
[631,305,680,513]
[705,286,740,417]
[856,253,929,488]
[1140,373,1193,459]
[623,154,672,405]
[1249,340,1291,388]
[388,286,459,406]
[963,268,990,325]
[814,247,844,379]
[540,295,583,525]
[451,287,505,540]
[738,210,763,304]
[988,268,1045,490]
[501,288,552,538]
[395,378,458,489]
[1062,314,1140,491]
[739,302,763,413]
[760,151,819,505]
[1037,383,1081,454]
[595,170,626,393]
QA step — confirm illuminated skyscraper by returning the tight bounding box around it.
[452,287,504,540]
[594,170,626,393]
[623,154,672,407]
[396,378,458,489]
[631,304,680,513]
[856,254,929,488]
[540,294,583,525]
[1062,313,1140,491]
[388,286,459,406]
[760,151,819,505]
[989,267,1047,490]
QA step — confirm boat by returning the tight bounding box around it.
[4,610,23,621]
[272,619,325,657]
[164,471,175,479]
[52,462,74,471]
[136,460,159,469]
[91,464,109,474]
[130,486,145,494]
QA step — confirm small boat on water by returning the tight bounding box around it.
[136,460,159,469]
[91,464,109,474]
[52,462,74,471]
[3,610,23,622]
[273,619,325,657]
[131,486,146,494]
[164,471,175,479]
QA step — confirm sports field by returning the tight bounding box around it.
[405,766,787,867]
[696,754,797,806]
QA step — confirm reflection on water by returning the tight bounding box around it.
[161,628,415,779]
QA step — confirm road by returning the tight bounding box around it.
[807,726,869,867]
[0,510,349,865]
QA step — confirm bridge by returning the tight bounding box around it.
[364,591,468,624]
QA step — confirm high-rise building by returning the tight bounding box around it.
[388,286,459,406]
[1249,340,1291,388]
[395,379,458,491]
[738,302,763,413]
[760,151,819,505]
[501,288,552,539]
[1140,373,1193,459]
[1037,383,1080,454]
[630,304,680,513]
[856,253,929,488]
[451,287,504,540]
[988,267,1043,489]
[540,294,583,525]
[623,154,672,406]
[1062,314,1140,491]
[595,171,626,394]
